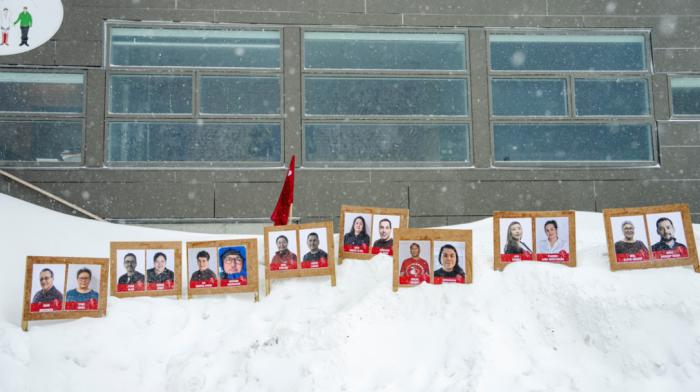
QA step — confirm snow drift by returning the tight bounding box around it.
[2,193,700,391]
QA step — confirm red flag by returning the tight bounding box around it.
[270,155,295,226]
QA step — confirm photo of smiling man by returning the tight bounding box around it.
[219,246,249,287]
[188,247,218,289]
[300,228,329,269]
[646,212,689,260]
[30,264,66,313]
[371,215,400,255]
[146,249,175,291]
[116,250,146,292]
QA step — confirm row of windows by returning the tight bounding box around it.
[0,26,697,167]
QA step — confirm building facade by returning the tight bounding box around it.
[1,0,700,232]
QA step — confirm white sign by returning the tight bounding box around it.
[0,0,63,56]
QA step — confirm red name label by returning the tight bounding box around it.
[653,248,689,260]
[190,281,215,289]
[536,251,570,262]
[221,276,248,287]
[343,244,369,254]
[117,282,145,293]
[65,299,98,311]
[270,261,297,271]
[30,300,62,313]
[501,251,533,262]
[399,276,430,285]
[147,279,174,291]
[616,251,651,263]
[301,257,329,270]
[371,247,393,255]
[433,276,465,285]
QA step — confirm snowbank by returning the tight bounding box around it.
[2,193,700,391]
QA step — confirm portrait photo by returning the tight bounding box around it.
[645,211,689,260]
[30,264,66,313]
[432,241,467,284]
[342,212,373,254]
[299,227,330,269]
[116,249,146,292]
[534,217,570,262]
[499,217,533,262]
[370,214,400,255]
[146,249,176,291]
[398,240,431,285]
[610,215,651,262]
[268,230,298,271]
[64,264,101,311]
[219,246,249,286]
[188,247,218,289]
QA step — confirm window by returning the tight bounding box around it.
[669,77,700,116]
[302,30,471,165]
[0,71,86,165]
[488,31,655,165]
[106,26,283,165]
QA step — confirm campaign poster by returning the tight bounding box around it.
[342,212,372,254]
[146,249,176,291]
[299,227,330,269]
[188,247,218,289]
[0,0,64,57]
[499,217,533,262]
[534,217,571,262]
[432,241,467,285]
[398,240,431,285]
[370,214,400,255]
[115,249,146,293]
[64,264,101,311]
[29,264,65,313]
[610,215,651,263]
[268,230,298,271]
[645,211,689,261]
[218,246,249,286]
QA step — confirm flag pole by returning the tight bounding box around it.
[288,203,293,225]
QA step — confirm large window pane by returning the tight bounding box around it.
[305,123,469,162]
[305,78,468,116]
[490,34,647,71]
[491,79,567,116]
[109,75,192,114]
[304,32,466,70]
[110,28,280,68]
[200,76,280,115]
[493,123,653,162]
[575,79,649,116]
[108,122,281,162]
[671,78,700,115]
[0,73,83,113]
[0,121,82,162]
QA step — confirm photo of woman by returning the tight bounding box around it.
[267,230,298,271]
[343,213,371,254]
[610,215,651,263]
[500,218,533,262]
[433,242,466,284]
[64,265,101,311]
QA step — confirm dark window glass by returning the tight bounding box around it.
[108,122,281,162]
[305,123,469,162]
[671,78,700,115]
[200,76,280,115]
[0,121,83,162]
[490,34,647,71]
[491,79,567,116]
[0,73,83,113]
[304,32,466,70]
[493,123,653,162]
[575,79,650,116]
[110,28,280,68]
[109,75,192,114]
[305,78,468,116]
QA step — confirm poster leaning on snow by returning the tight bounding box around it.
[603,204,699,272]
[263,221,336,294]
[185,238,259,302]
[338,205,409,263]
[22,256,109,330]
[392,228,472,291]
[493,211,577,271]
[110,241,183,298]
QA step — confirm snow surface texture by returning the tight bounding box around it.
[2,193,700,391]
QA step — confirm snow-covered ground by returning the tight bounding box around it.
[2,193,700,391]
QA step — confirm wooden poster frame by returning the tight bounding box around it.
[338,205,410,264]
[110,241,183,299]
[264,221,337,295]
[603,204,699,272]
[21,256,109,331]
[185,238,259,302]
[493,211,577,271]
[392,228,473,291]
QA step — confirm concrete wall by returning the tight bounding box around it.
[2,0,700,229]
